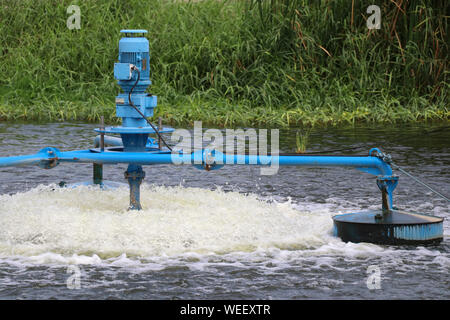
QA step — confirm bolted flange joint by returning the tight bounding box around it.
[38,147,61,169]
[124,170,146,180]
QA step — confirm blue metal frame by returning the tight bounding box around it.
[0,146,399,208]
[0,147,394,175]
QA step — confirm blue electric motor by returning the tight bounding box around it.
[95,29,174,209]
[113,29,157,128]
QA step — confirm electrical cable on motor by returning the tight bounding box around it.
[128,65,172,151]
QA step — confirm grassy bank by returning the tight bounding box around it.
[0,0,448,127]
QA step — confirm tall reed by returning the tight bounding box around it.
[0,0,447,126]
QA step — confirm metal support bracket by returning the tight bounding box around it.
[376,175,399,215]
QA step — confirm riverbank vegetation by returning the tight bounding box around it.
[0,0,447,126]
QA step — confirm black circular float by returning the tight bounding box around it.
[333,210,444,245]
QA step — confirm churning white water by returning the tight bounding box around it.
[2,183,447,278]
[0,184,335,262]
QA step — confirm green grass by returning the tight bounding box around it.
[295,128,311,153]
[0,0,448,127]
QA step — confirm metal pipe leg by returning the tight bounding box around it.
[93,116,105,186]
[93,163,103,185]
[124,164,145,210]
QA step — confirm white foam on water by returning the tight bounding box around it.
[0,184,328,260]
[0,184,448,271]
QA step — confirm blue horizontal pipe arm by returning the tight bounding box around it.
[0,148,393,176]
[0,154,44,167]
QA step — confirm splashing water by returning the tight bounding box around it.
[0,184,336,262]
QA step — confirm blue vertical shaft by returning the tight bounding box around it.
[121,133,148,210]
[124,164,145,210]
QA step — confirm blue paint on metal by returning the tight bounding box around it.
[333,210,443,224]
[37,147,60,169]
[114,30,153,125]
[192,149,225,171]
[93,135,160,149]
[368,148,382,156]
[120,29,148,34]
[332,224,338,237]
[376,175,399,210]
[114,63,133,80]
[356,167,383,176]
[0,154,42,167]
[333,210,444,244]
[94,135,124,148]
[393,223,443,241]
[0,148,396,173]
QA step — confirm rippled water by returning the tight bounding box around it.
[0,122,448,299]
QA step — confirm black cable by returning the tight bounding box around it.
[128,66,172,151]
[300,146,364,154]
[296,125,449,155]
[390,162,450,202]
[221,152,370,157]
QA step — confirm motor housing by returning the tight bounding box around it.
[113,29,156,128]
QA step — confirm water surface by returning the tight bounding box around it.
[0,122,448,299]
